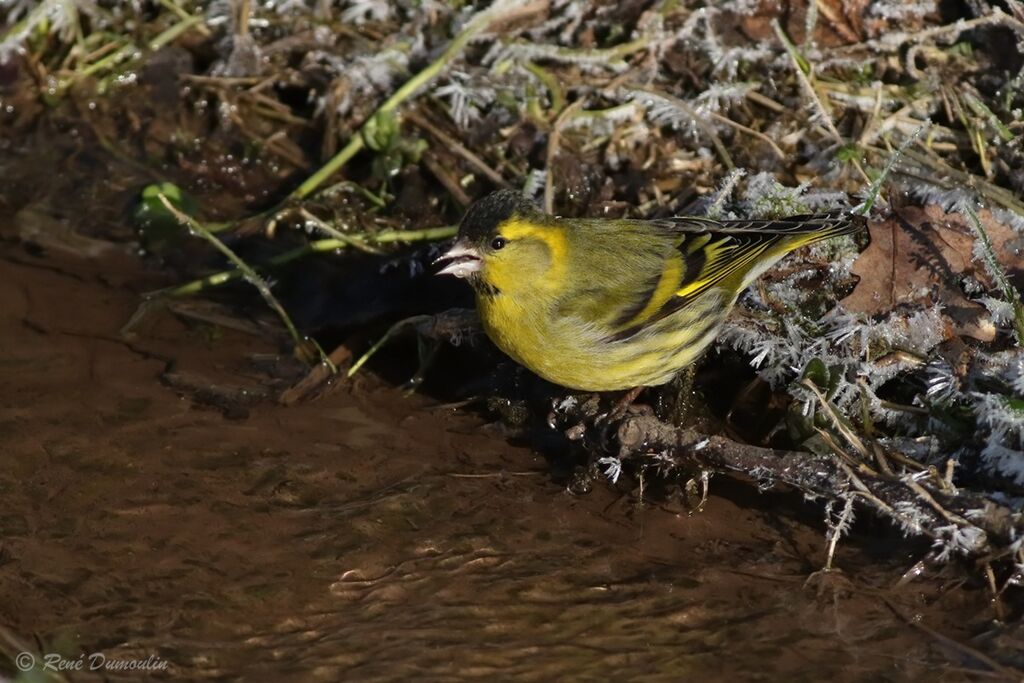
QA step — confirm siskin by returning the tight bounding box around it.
[436,190,865,392]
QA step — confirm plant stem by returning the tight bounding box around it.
[154,226,456,297]
[290,3,519,201]
[65,14,205,87]
[857,122,929,216]
[523,61,566,116]
[963,206,1024,347]
[156,193,335,370]
[149,15,204,50]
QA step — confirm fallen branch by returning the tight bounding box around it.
[552,401,1024,565]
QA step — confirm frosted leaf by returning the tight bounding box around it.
[903,183,975,215]
[671,7,775,79]
[640,97,700,132]
[932,523,988,562]
[312,45,411,118]
[924,358,960,403]
[597,456,623,484]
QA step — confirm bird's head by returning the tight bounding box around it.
[435,190,566,296]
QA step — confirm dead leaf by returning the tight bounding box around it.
[841,205,1024,342]
[16,204,119,258]
[814,0,863,43]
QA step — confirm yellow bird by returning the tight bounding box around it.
[436,190,865,392]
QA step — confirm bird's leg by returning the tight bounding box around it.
[656,364,698,426]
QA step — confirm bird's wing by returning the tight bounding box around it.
[604,212,864,341]
[649,211,863,237]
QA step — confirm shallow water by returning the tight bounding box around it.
[0,97,1019,683]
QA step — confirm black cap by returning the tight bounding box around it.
[458,190,538,243]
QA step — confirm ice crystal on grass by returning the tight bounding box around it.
[1,0,101,54]
[436,73,495,130]
[530,0,588,44]
[925,358,960,403]
[340,0,392,24]
[267,0,313,15]
[824,496,856,536]
[563,102,642,137]
[983,296,1024,329]
[633,92,704,136]
[489,42,634,73]
[0,0,38,21]
[981,441,1024,485]
[742,172,812,217]
[973,390,1024,484]
[868,1,938,22]
[991,206,1024,234]
[704,168,747,218]
[674,6,777,80]
[522,169,547,199]
[1010,357,1024,396]
[694,83,754,114]
[205,0,232,28]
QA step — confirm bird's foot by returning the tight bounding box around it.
[596,386,645,426]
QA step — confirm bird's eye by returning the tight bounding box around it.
[491,236,507,250]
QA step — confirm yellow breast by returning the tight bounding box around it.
[475,290,720,391]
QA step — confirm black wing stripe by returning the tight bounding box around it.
[609,269,664,329]
[676,239,707,292]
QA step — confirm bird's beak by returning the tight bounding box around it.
[434,240,482,278]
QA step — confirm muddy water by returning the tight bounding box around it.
[0,139,1015,682]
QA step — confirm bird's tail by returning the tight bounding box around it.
[732,211,867,291]
[772,211,868,250]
